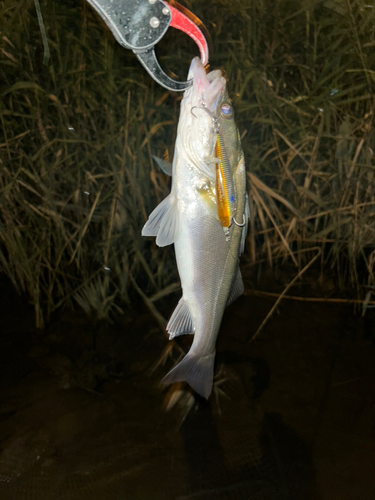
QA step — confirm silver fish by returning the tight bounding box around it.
[142,57,249,398]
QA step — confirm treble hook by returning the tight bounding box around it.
[191,104,220,133]
[232,214,246,227]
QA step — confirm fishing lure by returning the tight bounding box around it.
[192,103,245,230]
[214,125,235,227]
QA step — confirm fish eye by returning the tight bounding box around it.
[221,103,233,119]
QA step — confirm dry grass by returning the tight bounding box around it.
[208,0,375,294]
[1,0,375,329]
[0,0,177,327]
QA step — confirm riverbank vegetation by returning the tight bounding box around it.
[1,0,374,327]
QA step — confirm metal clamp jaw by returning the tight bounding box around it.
[86,0,209,91]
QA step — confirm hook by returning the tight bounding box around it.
[232,214,246,227]
[191,105,220,133]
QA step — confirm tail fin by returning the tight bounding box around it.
[161,351,215,399]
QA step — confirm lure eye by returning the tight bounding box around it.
[221,103,233,119]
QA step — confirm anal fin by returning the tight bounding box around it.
[167,298,194,339]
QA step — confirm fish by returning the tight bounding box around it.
[142,57,249,399]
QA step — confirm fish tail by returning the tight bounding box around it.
[160,351,215,399]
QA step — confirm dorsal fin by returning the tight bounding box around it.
[240,193,250,255]
[226,269,244,306]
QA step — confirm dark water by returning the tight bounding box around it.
[0,275,375,500]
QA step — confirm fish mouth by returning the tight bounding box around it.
[188,57,226,111]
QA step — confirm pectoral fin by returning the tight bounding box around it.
[151,155,172,176]
[167,297,194,339]
[142,194,179,247]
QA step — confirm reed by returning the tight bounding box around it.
[0,0,177,327]
[1,0,374,329]
[202,0,375,296]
